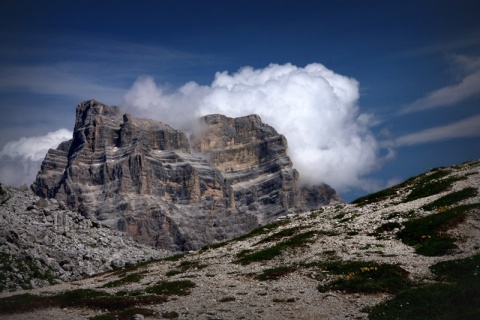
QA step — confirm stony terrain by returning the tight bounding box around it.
[0,183,170,291]
[1,160,479,319]
[32,100,341,251]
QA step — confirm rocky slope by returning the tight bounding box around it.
[31,100,341,251]
[0,183,170,292]
[1,160,479,319]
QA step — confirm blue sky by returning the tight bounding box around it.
[0,0,479,202]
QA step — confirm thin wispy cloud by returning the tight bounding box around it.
[0,35,221,104]
[400,55,480,114]
[390,114,480,147]
[0,65,125,103]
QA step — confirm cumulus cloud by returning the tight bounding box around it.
[0,128,72,186]
[393,114,480,146]
[401,55,480,114]
[124,63,382,192]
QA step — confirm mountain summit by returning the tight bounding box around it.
[31,100,341,251]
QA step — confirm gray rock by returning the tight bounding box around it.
[31,100,342,251]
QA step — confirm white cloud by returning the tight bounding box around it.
[0,128,72,186]
[394,114,480,146]
[401,55,480,114]
[124,63,382,192]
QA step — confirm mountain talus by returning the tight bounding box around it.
[31,100,341,251]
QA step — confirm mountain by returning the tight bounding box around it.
[1,160,479,319]
[31,100,341,251]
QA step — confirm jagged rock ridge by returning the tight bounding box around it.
[31,100,341,251]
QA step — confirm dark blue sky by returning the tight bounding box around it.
[1,0,479,201]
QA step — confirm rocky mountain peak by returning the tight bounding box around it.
[31,100,342,251]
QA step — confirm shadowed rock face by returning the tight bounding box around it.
[32,100,342,251]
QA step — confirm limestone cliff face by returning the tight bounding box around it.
[192,114,342,222]
[32,100,341,251]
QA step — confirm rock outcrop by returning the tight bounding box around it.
[32,100,341,251]
[192,114,341,222]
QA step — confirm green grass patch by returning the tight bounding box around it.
[0,289,168,315]
[161,311,180,319]
[256,266,296,281]
[101,272,145,288]
[255,226,305,245]
[422,187,478,211]
[317,261,411,294]
[145,280,196,296]
[352,167,464,206]
[165,260,207,277]
[403,170,455,202]
[235,231,316,265]
[366,254,480,320]
[218,296,236,302]
[397,204,480,256]
[234,220,289,242]
[430,253,480,283]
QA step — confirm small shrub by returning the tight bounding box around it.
[218,296,236,302]
[397,204,480,256]
[101,272,144,288]
[255,226,304,245]
[256,266,296,281]
[422,187,478,211]
[145,280,196,296]
[235,231,316,265]
[367,254,480,320]
[161,311,179,319]
[317,261,411,294]
[234,220,289,242]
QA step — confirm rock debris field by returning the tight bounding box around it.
[1,160,480,319]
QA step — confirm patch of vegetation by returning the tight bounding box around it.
[351,185,402,205]
[333,212,346,219]
[317,261,411,294]
[366,254,480,320]
[235,231,316,265]
[145,280,196,296]
[218,296,236,302]
[370,222,402,239]
[161,311,180,319]
[402,169,456,202]
[384,210,416,220]
[397,204,480,256]
[272,298,295,303]
[0,289,168,315]
[256,266,296,281]
[352,167,464,206]
[309,208,324,219]
[422,187,478,211]
[199,240,230,252]
[255,226,305,245]
[234,220,289,242]
[166,260,207,277]
[89,307,155,320]
[162,253,187,262]
[430,253,480,283]
[101,272,145,288]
